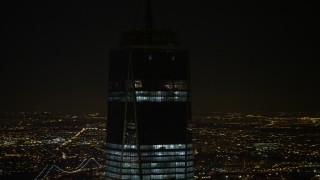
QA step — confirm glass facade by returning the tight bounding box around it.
[106,46,193,179]
[106,143,194,180]
[107,23,193,179]
[108,90,188,102]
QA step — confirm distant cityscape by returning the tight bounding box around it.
[0,112,319,179]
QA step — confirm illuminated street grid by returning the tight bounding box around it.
[0,112,319,179]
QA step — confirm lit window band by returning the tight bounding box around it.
[108,91,188,102]
[106,143,194,180]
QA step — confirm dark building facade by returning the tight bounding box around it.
[106,2,193,179]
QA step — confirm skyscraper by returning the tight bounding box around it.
[106,1,193,179]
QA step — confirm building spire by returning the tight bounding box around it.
[120,0,178,46]
[145,0,153,31]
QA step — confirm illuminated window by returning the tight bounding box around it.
[106,143,194,179]
[176,174,185,179]
[164,81,174,89]
[164,80,187,90]
[174,80,187,90]
[135,80,142,88]
[109,91,188,102]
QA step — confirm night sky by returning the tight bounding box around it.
[1,1,319,113]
